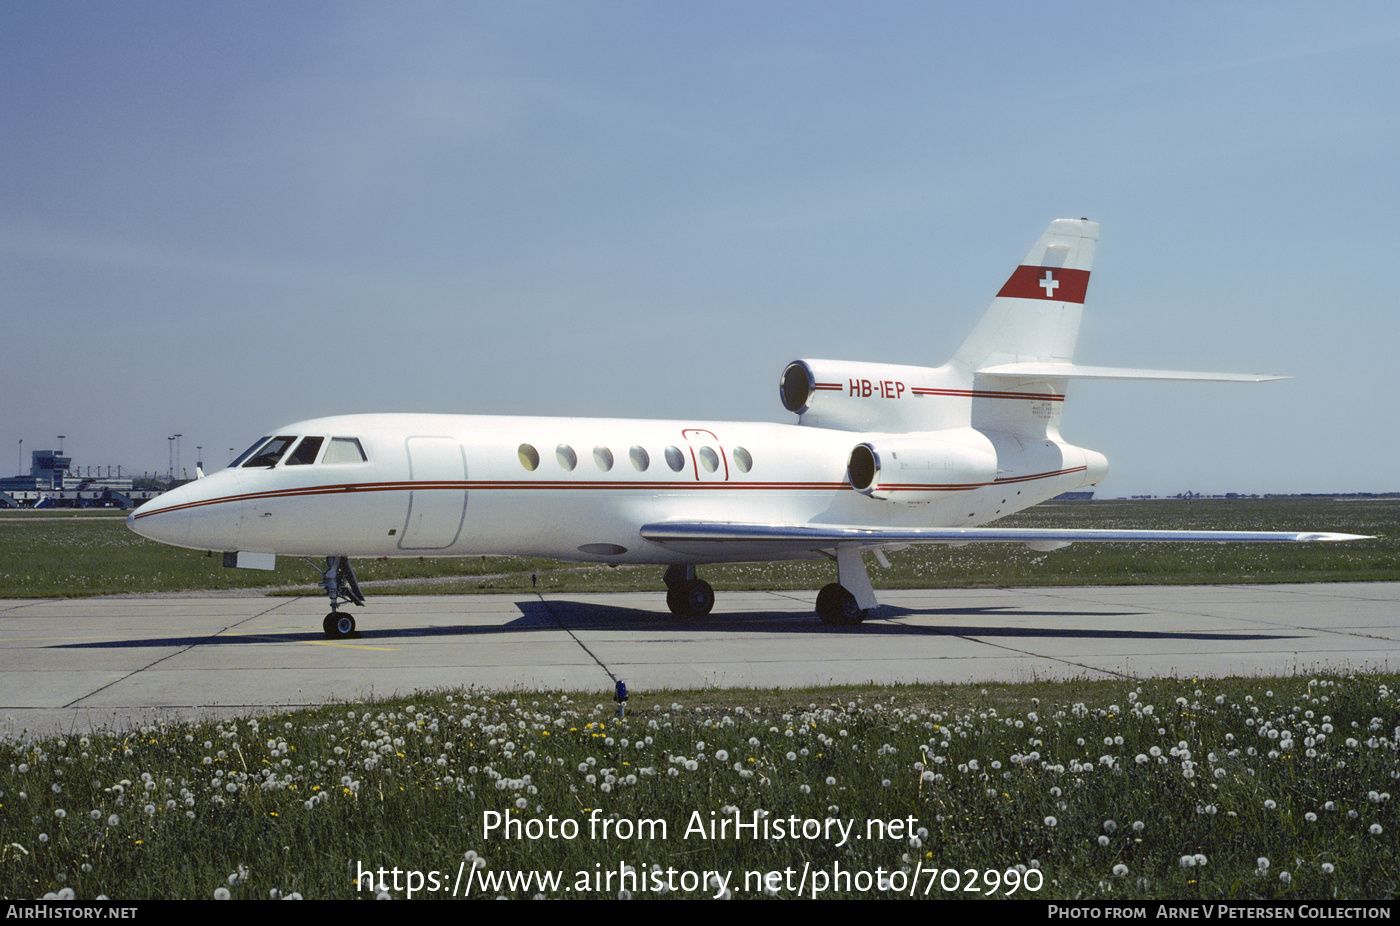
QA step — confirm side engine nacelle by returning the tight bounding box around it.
[780,359,964,432]
[845,429,998,501]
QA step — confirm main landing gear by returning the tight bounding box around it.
[663,548,880,626]
[815,547,879,626]
[315,555,365,639]
[816,582,867,626]
[663,565,715,617]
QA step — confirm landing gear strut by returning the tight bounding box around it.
[314,555,364,639]
[663,565,714,618]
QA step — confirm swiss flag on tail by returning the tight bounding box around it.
[996,265,1091,304]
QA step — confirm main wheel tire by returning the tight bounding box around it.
[816,583,867,626]
[667,579,715,617]
[323,611,356,639]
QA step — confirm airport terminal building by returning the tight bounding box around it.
[0,450,161,509]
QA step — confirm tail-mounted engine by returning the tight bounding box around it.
[781,359,964,432]
[845,430,998,501]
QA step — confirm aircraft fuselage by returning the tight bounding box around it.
[129,412,1102,566]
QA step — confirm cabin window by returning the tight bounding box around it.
[243,435,296,468]
[285,436,324,465]
[518,443,540,471]
[230,437,271,468]
[664,445,685,472]
[593,446,614,471]
[556,444,577,471]
[698,446,720,473]
[733,446,753,473]
[629,445,649,471]
[323,437,367,464]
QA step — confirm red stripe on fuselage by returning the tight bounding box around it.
[134,467,1085,520]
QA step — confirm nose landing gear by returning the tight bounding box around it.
[314,555,364,639]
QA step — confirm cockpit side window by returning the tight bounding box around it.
[322,437,368,464]
[243,435,297,468]
[230,437,271,468]
[285,436,324,466]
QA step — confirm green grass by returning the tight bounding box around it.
[2,674,1396,900]
[1,498,1395,599]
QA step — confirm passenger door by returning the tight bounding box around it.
[398,436,468,551]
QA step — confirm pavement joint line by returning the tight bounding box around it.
[535,593,620,684]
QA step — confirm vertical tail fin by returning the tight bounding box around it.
[952,219,1098,439]
[952,218,1098,373]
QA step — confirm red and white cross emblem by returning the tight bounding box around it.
[1039,270,1059,297]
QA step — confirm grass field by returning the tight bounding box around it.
[2,674,1396,900]
[0,497,1396,599]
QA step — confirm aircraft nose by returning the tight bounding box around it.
[127,492,193,547]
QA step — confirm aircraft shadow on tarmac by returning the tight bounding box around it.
[50,598,1302,648]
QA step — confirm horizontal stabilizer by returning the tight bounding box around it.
[641,521,1370,555]
[977,362,1286,383]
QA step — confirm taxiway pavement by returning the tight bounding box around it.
[2,583,1397,737]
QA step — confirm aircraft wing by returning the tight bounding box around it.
[639,521,1371,556]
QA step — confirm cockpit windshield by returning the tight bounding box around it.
[232,434,366,468]
[242,435,297,468]
[230,437,271,468]
[285,436,324,465]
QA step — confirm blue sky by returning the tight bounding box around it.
[3,1,1396,495]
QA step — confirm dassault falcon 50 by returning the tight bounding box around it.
[128,219,1367,638]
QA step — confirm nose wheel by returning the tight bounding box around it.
[323,611,357,638]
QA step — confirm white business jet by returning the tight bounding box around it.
[128,219,1366,638]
